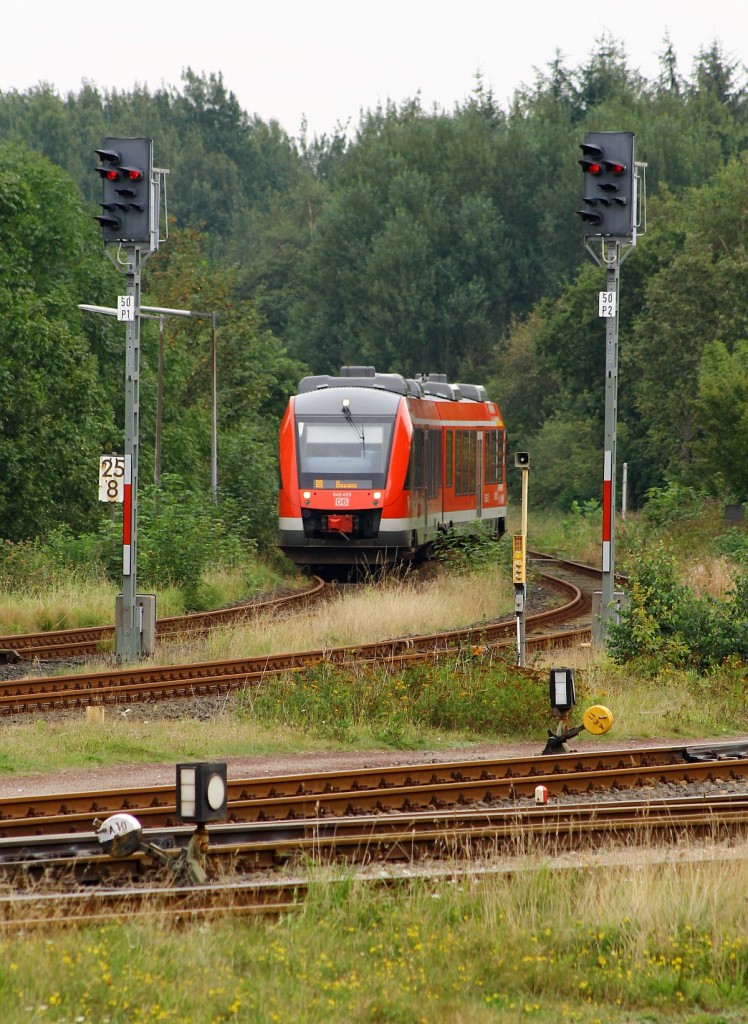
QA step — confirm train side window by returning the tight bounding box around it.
[407,428,425,489]
[445,430,453,489]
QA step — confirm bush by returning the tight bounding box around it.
[136,476,249,597]
[715,526,748,564]
[643,483,706,526]
[431,521,508,575]
[239,657,550,745]
[606,545,748,672]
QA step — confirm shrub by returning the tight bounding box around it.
[643,483,706,526]
[715,526,748,564]
[606,545,748,672]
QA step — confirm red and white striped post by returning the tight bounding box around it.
[600,245,620,629]
[122,455,133,576]
[602,449,612,574]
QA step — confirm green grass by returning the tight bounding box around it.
[0,654,744,777]
[2,860,748,1023]
[0,559,303,636]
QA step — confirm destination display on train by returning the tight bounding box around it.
[313,479,369,488]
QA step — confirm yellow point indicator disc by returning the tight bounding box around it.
[582,705,614,735]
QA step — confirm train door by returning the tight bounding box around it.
[476,431,483,517]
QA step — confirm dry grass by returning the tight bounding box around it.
[0,583,117,635]
[154,567,516,665]
[3,852,747,1023]
[682,555,738,597]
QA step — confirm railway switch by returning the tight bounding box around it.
[542,669,613,755]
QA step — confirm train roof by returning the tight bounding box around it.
[297,366,490,403]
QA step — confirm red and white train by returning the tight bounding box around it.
[278,366,507,566]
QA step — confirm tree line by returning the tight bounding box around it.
[0,35,747,545]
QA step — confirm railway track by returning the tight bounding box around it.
[1,558,745,930]
[2,740,745,843]
[0,741,745,928]
[0,575,327,661]
[0,561,591,715]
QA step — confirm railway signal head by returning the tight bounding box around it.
[94,137,153,245]
[578,131,635,240]
[176,762,228,823]
[549,667,576,712]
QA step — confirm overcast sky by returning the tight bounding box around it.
[2,1,743,140]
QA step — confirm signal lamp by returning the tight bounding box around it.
[549,668,576,712]
[577,131,635,239]
[176,762,228,823]
[94,136,153,245]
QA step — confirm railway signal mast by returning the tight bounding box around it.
[578,131,645,636]
[94,138,167,661]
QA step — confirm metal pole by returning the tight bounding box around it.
[155,315,164,487]
[118,248,142,662]
[621,462,628,520]
[600,243,620,630]
[211,314,218,503]
[518,466,528,666]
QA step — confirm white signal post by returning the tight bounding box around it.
[513,453,530,667]
[580,135,647,639]
[90,136,167,662]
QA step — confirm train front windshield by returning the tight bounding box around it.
[295,416,394,489]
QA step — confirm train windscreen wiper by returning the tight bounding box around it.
[342,399,365,453]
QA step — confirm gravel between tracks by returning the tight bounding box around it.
[1,729,746,800]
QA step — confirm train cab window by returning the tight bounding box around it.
[406,428,425,490]
[296,417,394,488]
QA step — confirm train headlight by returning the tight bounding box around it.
[303,490,311,505]
[373,491,381,505]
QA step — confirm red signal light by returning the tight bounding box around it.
[579,160,603,176]
[122,167,144,182]
[605,161,626,176]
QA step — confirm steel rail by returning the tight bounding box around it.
[2,792,747,891]
[2,742,746,840]
[0,576,327,660]
[0,570,584,714]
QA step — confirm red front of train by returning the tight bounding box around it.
[278,366,507,566]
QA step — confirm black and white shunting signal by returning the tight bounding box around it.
[94,137,153,245]
[577,131,635,239]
